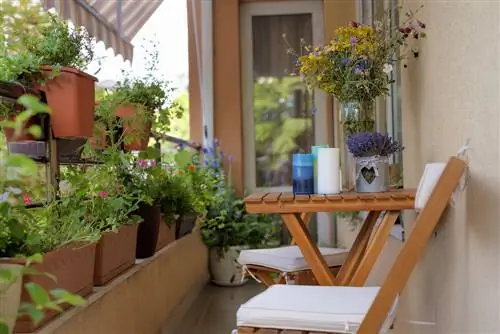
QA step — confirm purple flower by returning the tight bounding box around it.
[353,66,363,74]
[341,58,350,65]
[347,132,404,158]
[228,155,234,162]
[311,106,317,115]
[350,36,358,45]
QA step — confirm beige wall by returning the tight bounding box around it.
[397,1,500,333]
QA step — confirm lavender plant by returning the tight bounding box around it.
[346,132,403,184]
[346,132,403,158]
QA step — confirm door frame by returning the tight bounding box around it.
[240,0,326,193]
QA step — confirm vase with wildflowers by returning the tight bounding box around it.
[346,132,404,192]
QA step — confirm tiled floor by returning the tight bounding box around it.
[170,281,264,334]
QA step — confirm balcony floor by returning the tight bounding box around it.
[169,280,264,334]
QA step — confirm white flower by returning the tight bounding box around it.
[383,64,393,74]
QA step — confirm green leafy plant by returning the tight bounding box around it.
[111,40,183,136]
[22,13,95,71]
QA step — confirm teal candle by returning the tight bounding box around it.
[312,145,329,193]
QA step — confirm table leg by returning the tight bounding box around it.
[349,211,400,286]
[281,213,336,286]
[336,211,381,285]
[289,212,312,245]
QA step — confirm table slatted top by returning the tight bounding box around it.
[244,189,416,213]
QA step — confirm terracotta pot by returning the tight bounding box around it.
[89,122,107,150]
[0,264,23,334]
[3,114,47,142]
[40,66,97,138]
[115,105,151,151]
[175,214,198,240]
[94,224,138,286]
[7,243,96,332]
[135,203,161,259]
[156,214,176,252]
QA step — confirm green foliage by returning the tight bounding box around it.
[22,13,95,70]
[110,41,184,134]
[200,188,278,256]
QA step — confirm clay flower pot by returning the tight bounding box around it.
[156,213,176,252]
[135,203,161,259]
[0,81,45,142]
[115,105,151,151]
[40,66,97,138]
[94,224,138,286]
[8,243,96,332]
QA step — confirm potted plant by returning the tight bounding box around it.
[289,6,425,189]
[112,43,182,151]
[156,164,199,250]
[0,96,97,332]
[118,157,163,259]
[21,13,98,139]
[346,131,404,193]
[0,255,87,334]
[201,188,278,286]
[61,164,143,286]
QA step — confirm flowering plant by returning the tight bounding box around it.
[347,132,404,158]
[289,6,426,103]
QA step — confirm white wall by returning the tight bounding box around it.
[397,1,500,333]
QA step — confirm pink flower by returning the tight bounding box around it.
[98,191,108,199]
[137,160,148,168]
[22,193,32,205]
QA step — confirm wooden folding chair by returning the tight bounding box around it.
[236,157,466,333]
[238,213,349,286]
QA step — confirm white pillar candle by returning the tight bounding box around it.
[317,148,341,194]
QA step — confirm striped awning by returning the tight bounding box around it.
[43,0,163,61]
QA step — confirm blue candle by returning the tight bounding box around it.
[292,153,314,195]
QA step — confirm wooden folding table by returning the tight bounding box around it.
[244,189,416,286]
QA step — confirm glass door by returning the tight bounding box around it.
[241,1,330,244]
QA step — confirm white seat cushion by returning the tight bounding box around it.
[237,284,398,333]
[237,246,348,272]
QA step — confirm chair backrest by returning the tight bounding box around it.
[357,157,466,333]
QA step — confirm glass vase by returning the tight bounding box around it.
[339,100,376,191]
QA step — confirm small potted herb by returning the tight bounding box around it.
[346,132,404,192]
[113,43,182,151]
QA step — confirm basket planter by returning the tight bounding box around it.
[209,246,248,287]
[175,214,197,240]
[94,224,138,286]
[7,243,96,332]
[115,105,151,151]
[135,203,161,259]
[40,66,97,138]
[156,213,176,252]
[0,264,23,334]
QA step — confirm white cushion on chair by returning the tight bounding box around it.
[415,163,446,211]
[237,284,398,333]
[237,246,348,272]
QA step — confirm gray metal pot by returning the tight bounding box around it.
[355,157,389,193]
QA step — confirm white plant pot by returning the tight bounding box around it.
[209,246,248,287]
[0,264,23,334]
